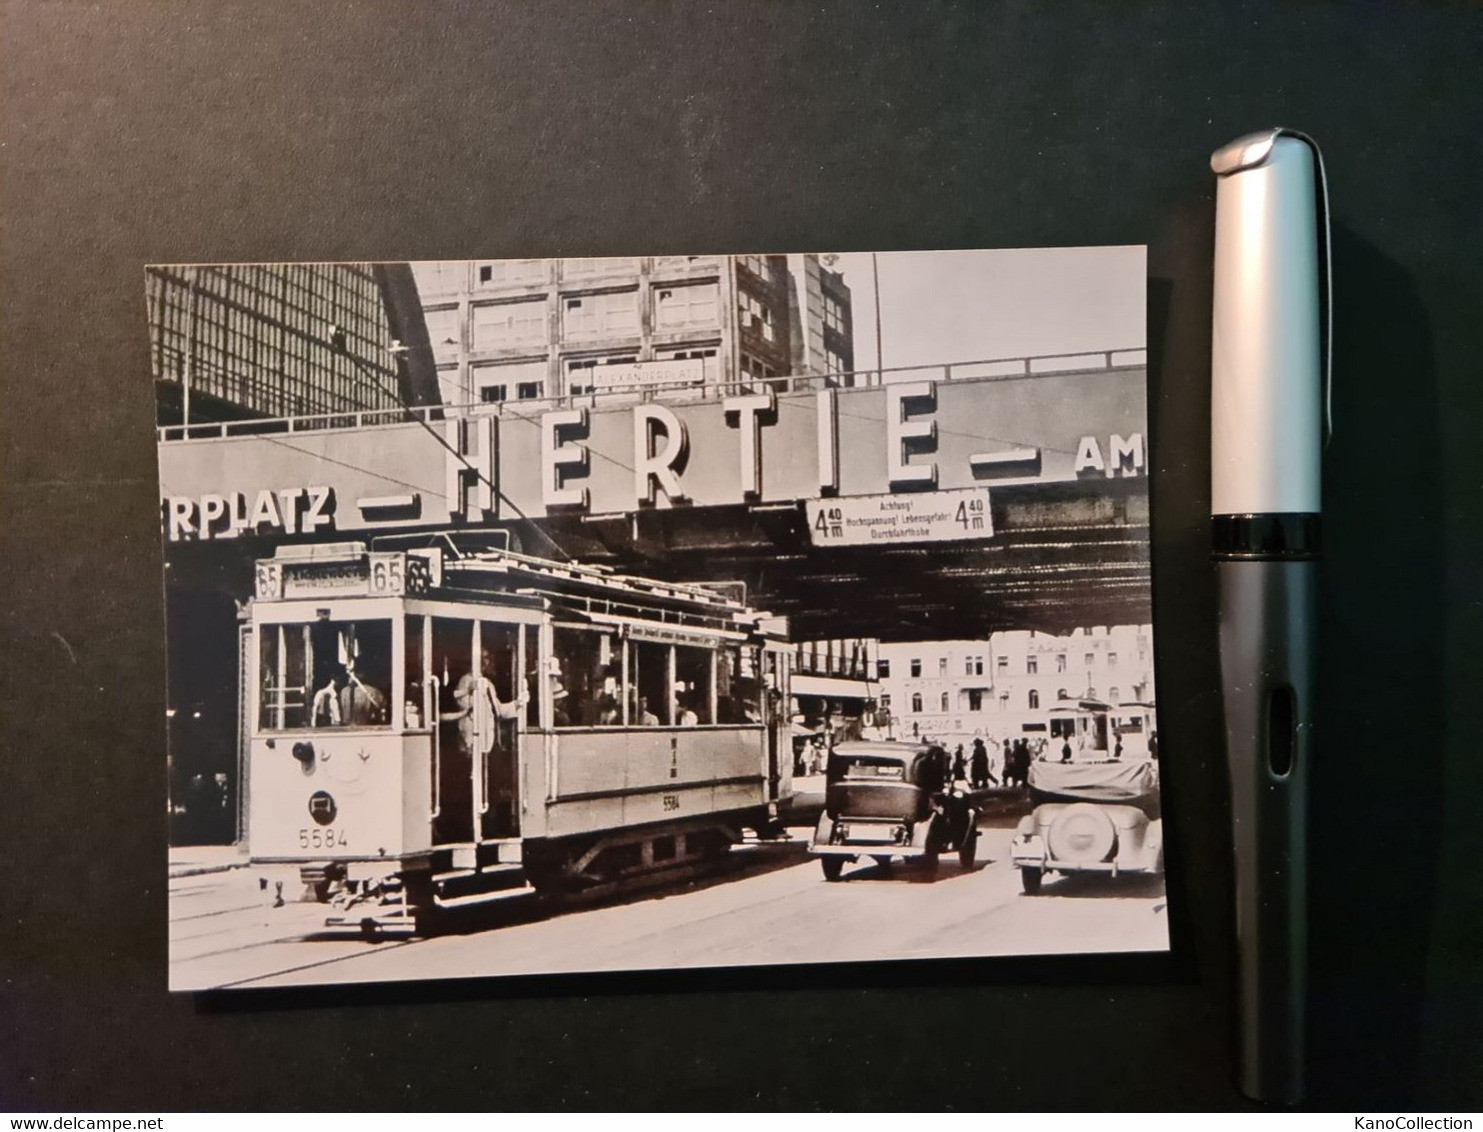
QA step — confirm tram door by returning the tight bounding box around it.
[429,616,525,846]
[478,619,521,841]
[761,649,787,800]
[431,618,474,845]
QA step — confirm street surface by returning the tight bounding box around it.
[169,815,1168,991]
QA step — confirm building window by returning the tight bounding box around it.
[968,689,984,712]
[877,658,890,678]
[738,292,775,342]
[1108,687,1120,702]
[1028,690,1040,710]
[825,346,848,375]
[940,692,950,712]
[1108,652,1118,667]
[911,693,923,714]
[1058,688,1070,701]
[413,261,468,298]
[1056,653,1067,673]
[475,260,547,287]
[661,347,717,362]
[965,656,984,677]
[654,282,720,330]
[1027,656,1038,675]
[740,354,776,383]
[563,289,639,340]
[1085,653,1096,669]
[1087,688,1098,701]
[910,658,921,678]
[740,254,767,278]
[999,693,1010,710]
[824,295,845,333]
[938,657,948,676]
[997,657,1009,673]
[471,299,547,351]
[562,258,638,280]
[474,360,546,404]
[880,693,891,709]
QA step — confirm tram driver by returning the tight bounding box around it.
[311,657,388,727]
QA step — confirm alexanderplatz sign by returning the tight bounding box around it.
[158,365,1150,639]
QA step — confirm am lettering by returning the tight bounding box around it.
[1074,433,1146,478]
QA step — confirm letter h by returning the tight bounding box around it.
[445,416,496,520]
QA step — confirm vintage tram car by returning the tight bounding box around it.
[248,539,793,932]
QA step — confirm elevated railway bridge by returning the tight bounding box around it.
[158,352,1151,833]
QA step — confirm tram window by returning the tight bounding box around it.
[523,624,541,729]
[259,619,392,729]
[716,647,762,724]
[404,615,426,729]
[630,640,670,726]
[673,646,713,725]
[552,626,622,727]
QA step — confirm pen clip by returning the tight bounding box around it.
[1283,129,1333,446]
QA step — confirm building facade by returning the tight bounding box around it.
[411,254,854,408]
[147,263,438,425]
[876,625,1156,747]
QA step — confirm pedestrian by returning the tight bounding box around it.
[1113,734,1124,759]
[952,744,967,785]
[970,737,989,789]
[1061,737,1073,763]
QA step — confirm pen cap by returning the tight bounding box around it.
[1211,131,1326,517]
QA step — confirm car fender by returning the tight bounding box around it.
[908,812,937,850]
[1141,818,1164,872]
[1011,832,1046,866]
[811,812,836,849]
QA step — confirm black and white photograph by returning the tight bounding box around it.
[155,247,1166,991]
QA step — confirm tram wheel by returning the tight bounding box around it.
[821,857,845,882]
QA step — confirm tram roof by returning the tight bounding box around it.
[444,548,755,616]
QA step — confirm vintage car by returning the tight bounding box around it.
[809,741,979,881]
[1010,757,1163,893]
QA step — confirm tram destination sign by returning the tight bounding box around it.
[254,551,430,600]
[805,488,993,547]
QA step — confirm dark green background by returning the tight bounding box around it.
[2,0,1478,1111]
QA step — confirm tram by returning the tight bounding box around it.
[247,539,793,932]
[1027,699,1157,760]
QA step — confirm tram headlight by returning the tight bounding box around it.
[291,741,316,774]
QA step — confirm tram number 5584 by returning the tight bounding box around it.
[299,828,348,849]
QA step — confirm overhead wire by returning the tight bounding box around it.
[337,341,573,561]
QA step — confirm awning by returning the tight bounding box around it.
[792,674,876,700]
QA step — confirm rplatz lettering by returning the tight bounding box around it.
[164,486,335,541]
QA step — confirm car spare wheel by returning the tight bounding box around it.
[1046,803,1117,863]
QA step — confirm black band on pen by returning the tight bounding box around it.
[1212,513,1321,560]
